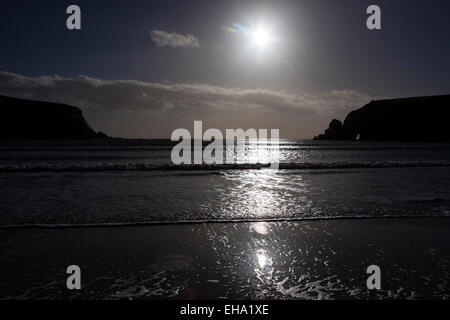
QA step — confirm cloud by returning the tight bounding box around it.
[0,71,375,114]
[150,30,199,48]
[0,71,380,138]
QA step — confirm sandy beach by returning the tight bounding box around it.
[0,217,449,300]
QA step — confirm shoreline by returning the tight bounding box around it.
[1,217,449,300]
[1,214,450,230]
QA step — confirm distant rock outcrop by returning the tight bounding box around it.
[314,95,450,142]
[0,95,107,139]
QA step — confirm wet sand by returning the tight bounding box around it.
[0,218,449,300]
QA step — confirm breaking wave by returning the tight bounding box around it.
[1,161,450,173]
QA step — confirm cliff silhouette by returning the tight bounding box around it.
[0,95,107,139]
[314,95,450,142]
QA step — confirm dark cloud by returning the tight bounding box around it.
[0,71,380,138]
[0,71,375,113]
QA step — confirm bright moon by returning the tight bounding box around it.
[249,26,274,49]
[223,22,276,52]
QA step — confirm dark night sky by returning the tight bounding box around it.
[1,0,450,138]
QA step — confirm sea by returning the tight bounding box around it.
[1,139,450,227]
